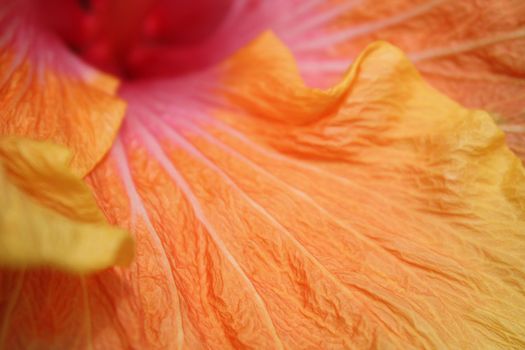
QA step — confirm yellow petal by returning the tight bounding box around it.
[0,137,133,274]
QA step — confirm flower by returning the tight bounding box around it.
[1,0,525,348]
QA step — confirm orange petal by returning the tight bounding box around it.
[4,32,524,348]
[274,0,525,158]
[0,1,125,175]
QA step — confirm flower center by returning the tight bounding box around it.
[45,0,233,79]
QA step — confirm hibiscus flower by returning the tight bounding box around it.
[1,0,525,348]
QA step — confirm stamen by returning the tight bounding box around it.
[48,0,240,79]
[95,0,156,63]
[78,0,91,11]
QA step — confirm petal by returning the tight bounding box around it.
[272,0,525,157]
[0,1,126,175]
[0,137,133,273]
[5,32,524,348]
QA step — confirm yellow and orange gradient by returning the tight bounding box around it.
[1,0,525,348]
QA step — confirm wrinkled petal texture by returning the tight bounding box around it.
[273,0,525,159]
[0,137,133,273]
[0,0,126,175]
[3,32,524,349]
